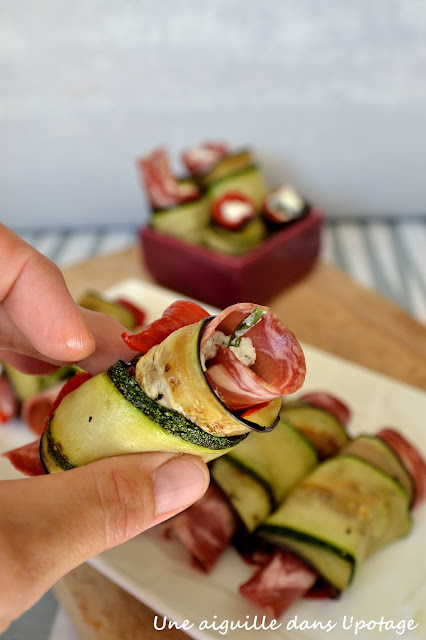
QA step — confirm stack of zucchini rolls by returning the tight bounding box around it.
[167,391,426,617]
[138,143,311,256]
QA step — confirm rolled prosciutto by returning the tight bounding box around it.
[135,302,306,436]
[138,148,200,210]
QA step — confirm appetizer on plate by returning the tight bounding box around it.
[166,391,426,618]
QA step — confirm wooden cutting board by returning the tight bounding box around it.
[54,245,426,639]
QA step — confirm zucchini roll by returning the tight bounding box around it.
[138,149,210,243]
[38,301,305,473]
[166,392,349,571]
[258,435,414,594]
[237,429,424,617]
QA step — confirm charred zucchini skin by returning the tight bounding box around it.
[108,361,247,450]
[211,418,318,532]
[136,318,279,436]
[40,361,248,473]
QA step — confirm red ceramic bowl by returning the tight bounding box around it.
[139,208,323,308]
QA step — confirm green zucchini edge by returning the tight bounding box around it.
[108,360,248,450]
[221,455,277,511]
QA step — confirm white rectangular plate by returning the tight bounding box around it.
[1,279,425,639]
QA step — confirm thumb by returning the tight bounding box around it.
[0,452,209,629]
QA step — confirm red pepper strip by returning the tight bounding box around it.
[122,300,210,353]
[50,372,93,415]
[240,401,270,418]
[115,297,147,328]
[211,192,256,231]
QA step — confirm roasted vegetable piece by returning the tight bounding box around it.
[150,194,211,244]
[79,291,146,331]
[31,301,305,473]
[343,434,415,505]
[377,428,426,507]
[202,218,267,256]
[2,363,79,403]
[259,454,412,593]
[280,403,349,459]
[198,149,255,187]
[207,164,267,211]
[211,419,318,532]
[298,391,351,427]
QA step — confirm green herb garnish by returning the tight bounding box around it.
[228,306,266,348]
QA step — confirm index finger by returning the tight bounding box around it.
[0,224,95,362]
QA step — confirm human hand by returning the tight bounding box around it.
[0,452,209,631]
[0,223,135,375]
[0,225,210,630]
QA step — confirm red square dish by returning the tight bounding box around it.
[139,208,323,308]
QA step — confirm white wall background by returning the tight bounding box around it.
[1,0,426,228]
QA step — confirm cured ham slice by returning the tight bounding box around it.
[201,303,306,411]
[205,346,283,410]
[165,484,239,573]
[239,549,317,618]
[377,428,426,507]
[21,382,66,435]
[2,439,44,476]
[299,391,351,427]
[233,531,275,567]
[181,142,228,176]
[4,372,92,476]
[138,148,200,210]
[0,375,19,424]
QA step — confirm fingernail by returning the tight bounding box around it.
[153,456,208,515]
